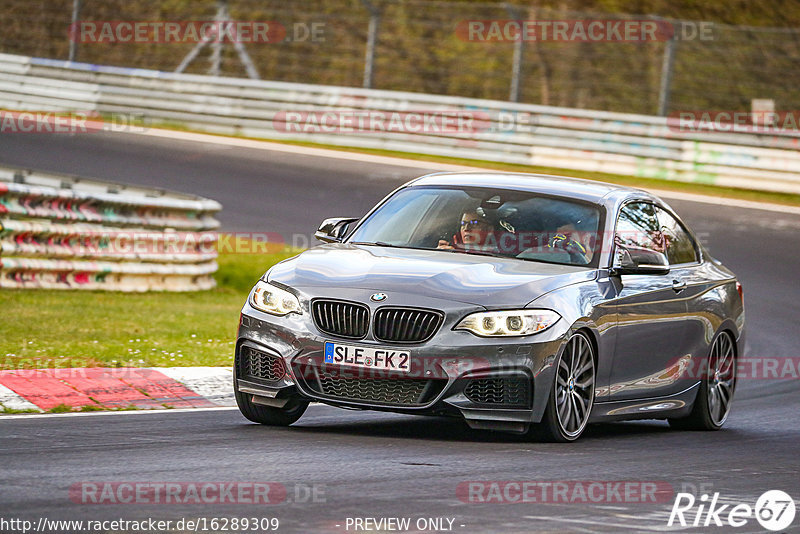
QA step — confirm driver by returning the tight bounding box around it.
[437,208,496,251]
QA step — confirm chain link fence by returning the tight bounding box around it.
[1,0,798,116]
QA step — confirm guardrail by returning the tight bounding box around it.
[0,165,221,291]
[0,53,799,194]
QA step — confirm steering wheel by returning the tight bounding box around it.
[549,234,589,265]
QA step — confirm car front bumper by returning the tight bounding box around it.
[235,297,569,433]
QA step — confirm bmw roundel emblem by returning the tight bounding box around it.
[370,292,387,302]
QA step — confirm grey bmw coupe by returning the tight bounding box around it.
[234,172,743,441]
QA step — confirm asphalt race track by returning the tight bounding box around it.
[1,131,799,533]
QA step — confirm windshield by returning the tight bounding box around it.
[347,186,603,267]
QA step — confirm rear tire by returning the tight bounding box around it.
[531,331,595,442]
[669,331,736,431]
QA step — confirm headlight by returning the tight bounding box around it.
[455,309,560,337]
[250,280,302,316]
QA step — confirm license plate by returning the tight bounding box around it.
[324,341,411,373]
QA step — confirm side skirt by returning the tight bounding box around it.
[588,382,700,423]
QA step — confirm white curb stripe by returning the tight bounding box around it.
[0,383,42,412]
[154,366,235,407]
[0,406,239,420]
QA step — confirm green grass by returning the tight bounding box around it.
[79,404,106,412]
[0,403,145,415]
[0,406,40,414]
[47,404,74,413]
[0,246,297,370]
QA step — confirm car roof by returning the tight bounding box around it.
[409,171,652,205]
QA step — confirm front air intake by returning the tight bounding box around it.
[239,345,286,382]
[465,377,531,407]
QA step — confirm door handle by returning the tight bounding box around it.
[672,279,687,292]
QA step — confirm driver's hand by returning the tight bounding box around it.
[437,240,454,250]
[549,233,588,263]
[549,233,585,252]
[549,233,569,249]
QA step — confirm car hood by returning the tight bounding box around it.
[267,244,596,307]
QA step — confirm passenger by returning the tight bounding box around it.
[551,223,592,263]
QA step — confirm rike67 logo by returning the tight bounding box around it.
[668,490,795,531]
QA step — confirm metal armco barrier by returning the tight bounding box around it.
[0,53,799,194]
[0,165,221,291]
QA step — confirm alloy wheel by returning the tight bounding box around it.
[707,332,736,426]
[555,332,595,438]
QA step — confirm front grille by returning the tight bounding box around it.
[240,346,286,382]
[308,368,443,406]
[373,307,442,343]
[312,300,369,339]
[465,377,530,407]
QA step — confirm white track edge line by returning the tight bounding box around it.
[0,406,239,420]
[131,127,800,215]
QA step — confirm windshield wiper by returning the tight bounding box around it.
[352,242,506,259]
[435,247,506,259]
[350,241,398,247]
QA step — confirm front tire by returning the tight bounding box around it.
[233,355,308,426]
[235,388,308,426]
[532,331,595,442]
[669,331,736,431]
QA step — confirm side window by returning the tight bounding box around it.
[655,207,699,264]
[615,202,665,253]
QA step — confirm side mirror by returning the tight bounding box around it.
[315,217,359,243]
[612,244,670,275]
